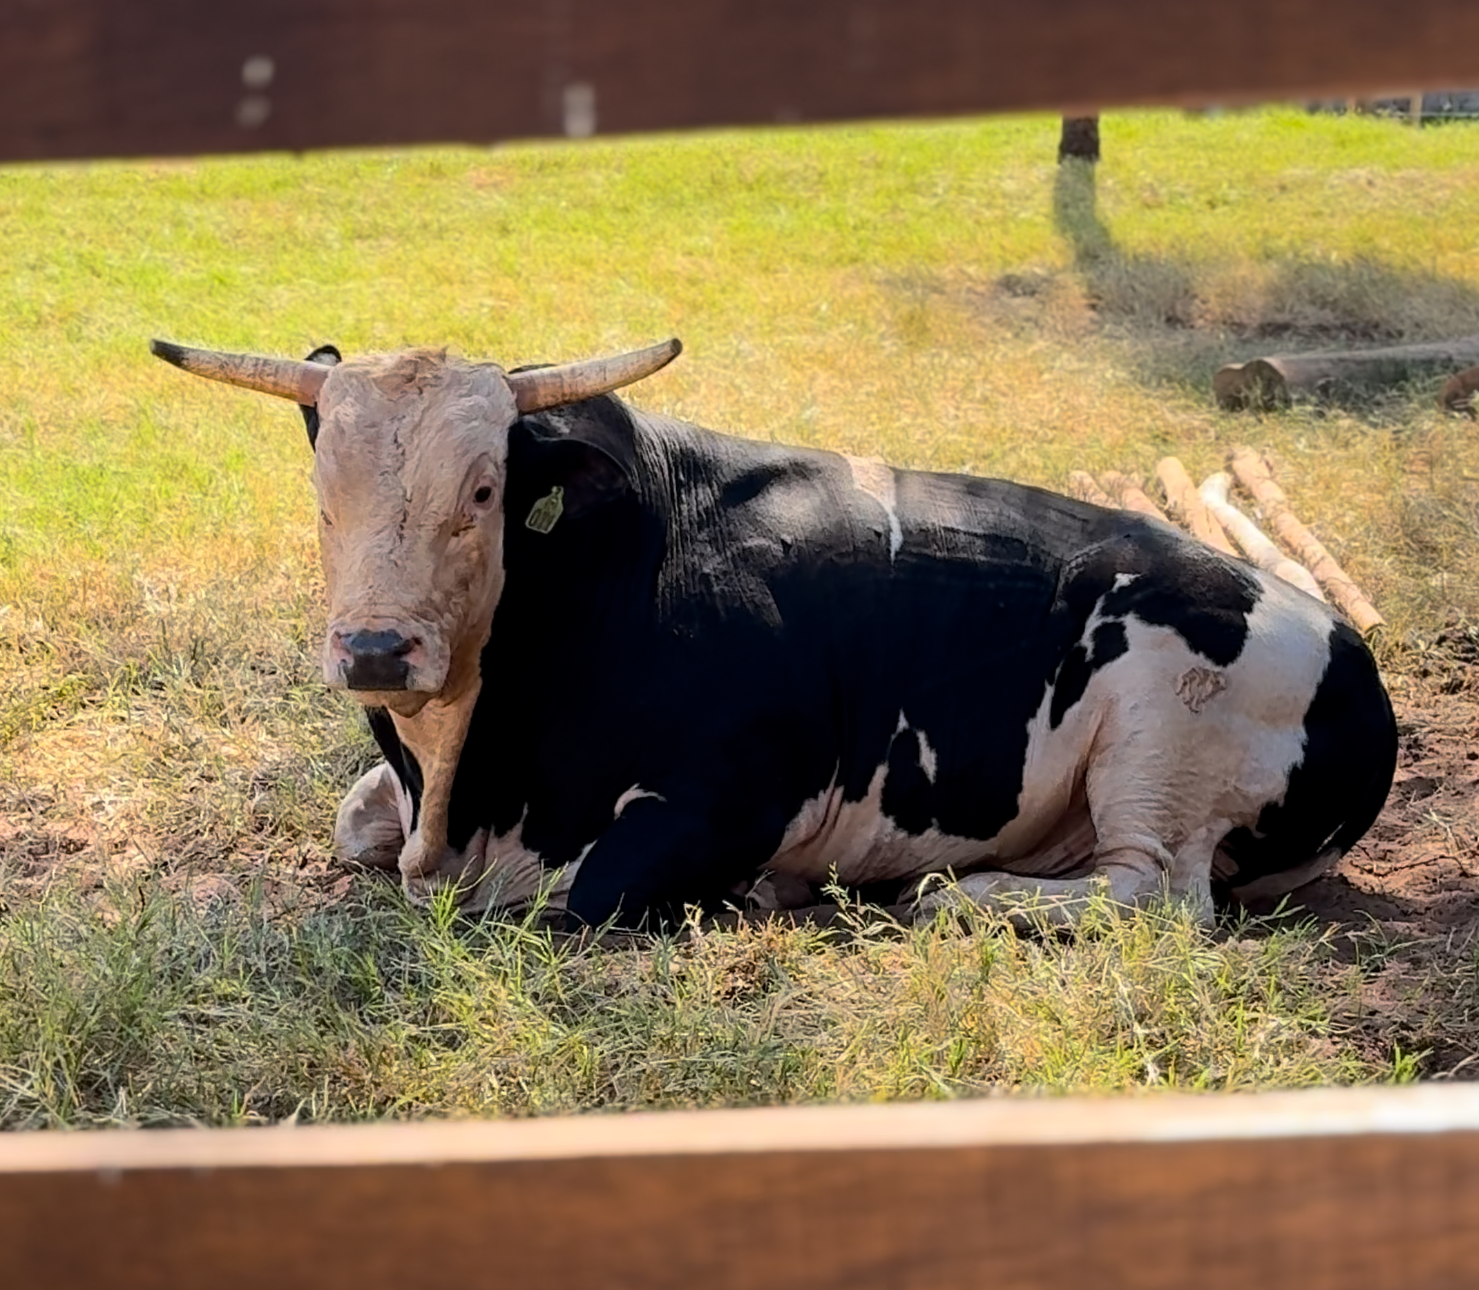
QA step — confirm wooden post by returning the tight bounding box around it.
[1200,473,1326,601]
[1067,470,1114,506]
[1058,114,1101,162]
[1440,363,1479,415]
[1100,471,1170,521]
[1214,334,1479,410]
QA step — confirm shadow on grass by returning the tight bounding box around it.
[1041,159,1479,412]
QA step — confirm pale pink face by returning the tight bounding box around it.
[311,350,521,713]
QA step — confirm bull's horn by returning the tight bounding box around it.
[507,338,682,413]
[149,340,331,405]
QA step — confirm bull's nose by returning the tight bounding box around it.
[341,629,415,691]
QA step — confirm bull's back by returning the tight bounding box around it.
[714,442,1392,890]
[579,414,1395,900]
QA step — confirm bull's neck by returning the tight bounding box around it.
[388,677,482,882]
[490,504,664,669]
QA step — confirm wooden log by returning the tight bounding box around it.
[1155,457,1237,555]
[1099,471,1170,521]
[1214,333,1479,410]
[1200,472,1326,601]
[1067,470,1113,507]
[1440,363,1479,416]
[9,1086,1479,1289]
[1227,448,1384,634]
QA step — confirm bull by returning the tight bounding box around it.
[151,337,1397,929]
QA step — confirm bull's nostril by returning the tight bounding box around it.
[341,629,415,690]
[345,629,413,658]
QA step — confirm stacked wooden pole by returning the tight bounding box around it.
[1070,451,1384,635]
[1155,458,1236,555]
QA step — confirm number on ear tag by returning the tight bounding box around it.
[526,486,565,534]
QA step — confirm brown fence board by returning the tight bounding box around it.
[5,1087,1479,1289]
[4,0,1479,163]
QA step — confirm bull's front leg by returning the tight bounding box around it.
[382,682,483,904]
[561,789,765,931]
[333,762,408,871]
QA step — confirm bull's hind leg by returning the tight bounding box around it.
[1226,846,1341,906]
[914,829,1223,929]
[913,849,1165,929]
[333,762,408,871]
[915,745,1229,930]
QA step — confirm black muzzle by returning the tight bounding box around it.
[341,629,414,690]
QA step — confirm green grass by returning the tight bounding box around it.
[0,881,1376,1128]
[3,107,1479,1126]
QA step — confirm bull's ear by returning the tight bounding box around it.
[300,344,342,449]
[507,414,633,527]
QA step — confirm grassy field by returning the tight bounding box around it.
[3,108,1478,1127]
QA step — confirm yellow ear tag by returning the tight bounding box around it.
[525,486,565,534]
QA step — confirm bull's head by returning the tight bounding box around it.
[149,338,680,716]
[150,336,681,901]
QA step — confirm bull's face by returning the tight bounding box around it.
[313,351,514,713]
[150,337,680,717]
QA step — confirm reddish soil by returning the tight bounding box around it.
[1256,626,1479,1077]
[1279,686,1479,939]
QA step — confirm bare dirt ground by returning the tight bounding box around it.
[1299,689,1479,939]
[1253,622,1479,1077]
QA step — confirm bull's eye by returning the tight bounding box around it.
[473,485,493,504]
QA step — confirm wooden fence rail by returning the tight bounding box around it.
[4,0,1479,163]
[5,1086,1479,1289]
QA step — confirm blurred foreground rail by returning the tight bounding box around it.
[5,1086,1479,1289]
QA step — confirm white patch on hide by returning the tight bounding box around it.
[1112,572,1140,591]
[916,728,939,784]
[770,764,991,886]
[464,811,584,914]
[401,807,583,916]
[613,784,665,818]
[845,454,903,563]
